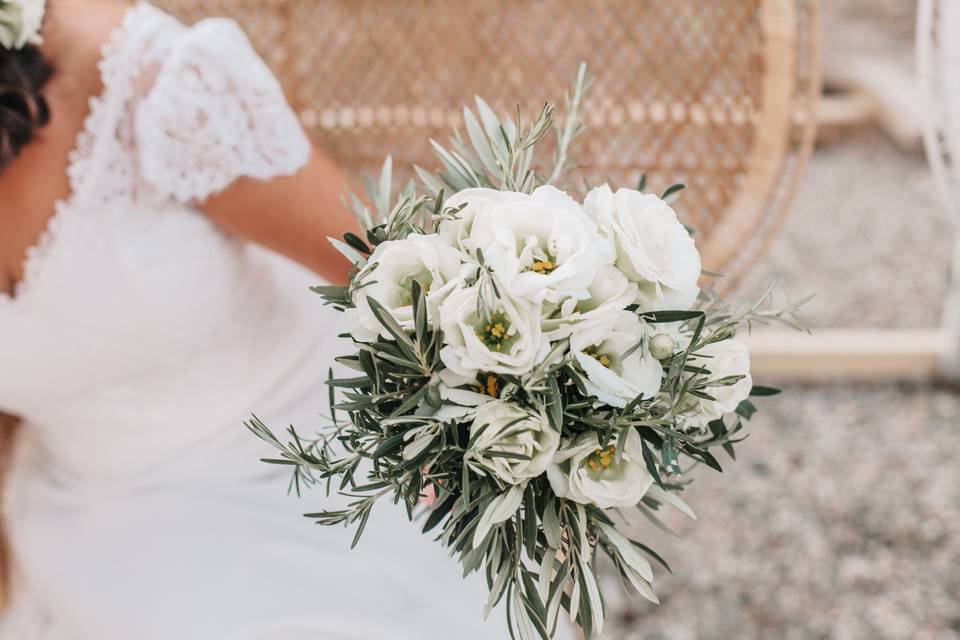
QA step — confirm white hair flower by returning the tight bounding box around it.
[0,0,46,50]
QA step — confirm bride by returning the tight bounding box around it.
[0,0,503,637]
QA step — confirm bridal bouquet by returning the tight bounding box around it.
[249,65,804,639]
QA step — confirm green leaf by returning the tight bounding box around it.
[661,437,680,474]
[750,385,783,396]
[545,376,563,432]
[640,437,664,487]
[736,399,758,420]
[342,231,372,255]
[365,299,427,372]
[484,561,513,619]
[684,444,723,473]
[461,464,472,510]
[641,309,704,323]
[597,522,653,582]
[661,182,686,201]
[325,376,373,389]
[328,236,368,268]
[410,280,428,347]
[423,492,456,533]
[578,557,604,636]
[542,499,562,549]
[389,384,430,418]
[473,483,525,547]
[645,484,696,520]
[523,485,538,560]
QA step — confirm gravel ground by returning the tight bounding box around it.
[602,383,960,640]
[738,129,951,330]
[604,3,959,638]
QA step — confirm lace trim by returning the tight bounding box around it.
[135,18,311,203]
[0,3,156,309]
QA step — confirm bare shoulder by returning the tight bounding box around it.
[42,0,132,94]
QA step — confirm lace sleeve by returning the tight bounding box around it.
[134,18,310,204]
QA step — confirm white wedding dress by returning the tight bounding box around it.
[0,3,503,638]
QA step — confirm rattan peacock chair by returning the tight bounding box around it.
[153,0,821,289]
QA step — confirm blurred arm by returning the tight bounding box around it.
[200,147,359,286]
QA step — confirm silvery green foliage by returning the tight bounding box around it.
[249,65,803,640]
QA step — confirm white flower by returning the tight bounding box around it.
[691,338,752,421]
[466,401,560,485]
[428,369,496,421]
[438,286,550,377]
[345,234,464,342]
[547,429,654,509]
[436,187,507,250]
[585,184,701,311]
[542,264,638,340]
[570,311,664,408]
[0,0,45,49]
[444,186,610,304]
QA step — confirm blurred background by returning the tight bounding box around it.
[604,1,960,639]
[153,1,959,637]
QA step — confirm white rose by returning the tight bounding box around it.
[345,234,464,342]
[570,311,664,408]
[466,401,560,485]
[444,186,610,304]
[547,429,654,509]
[691,338,752,421]
[542,264,638,340]
[584,185,701,311]
[438,286,550,377]
[0,0,45,49]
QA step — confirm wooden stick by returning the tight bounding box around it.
[743,329,952,382]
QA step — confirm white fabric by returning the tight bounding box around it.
[0,4,504,638]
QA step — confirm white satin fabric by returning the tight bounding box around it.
[0,4,502,637]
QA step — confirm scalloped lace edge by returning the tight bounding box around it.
[0,3,152,308]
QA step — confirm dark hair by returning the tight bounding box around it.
[0,46,53,170]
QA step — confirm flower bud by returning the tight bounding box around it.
[649,333,676,360]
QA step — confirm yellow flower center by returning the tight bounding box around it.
[530,259,556,274]
[584,346,612,368]
[586,445,616,471]
[476,313,512,351]
[484,373,500,398]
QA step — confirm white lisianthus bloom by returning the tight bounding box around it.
[445,186,610,304]
[542,264,638,340]
[436,187,513,250]
[0,0,45,49]
[570,311,664,408]
[345,234,464,342]
[547,429,654,509]
[466,401,560,485]
[428,369,496,421]
[438,286,550,377]
[691,338,752,421]
[584,184,701,311]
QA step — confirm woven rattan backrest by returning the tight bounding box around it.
[152,0,820,285]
